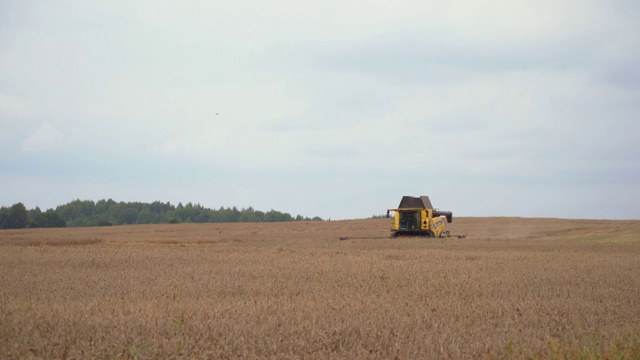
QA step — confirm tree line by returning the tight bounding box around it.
[0,199,323,229]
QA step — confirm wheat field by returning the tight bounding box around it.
[1,218,640,359]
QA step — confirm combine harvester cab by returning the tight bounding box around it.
[386,196,455,238]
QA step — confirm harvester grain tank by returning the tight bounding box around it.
[386,196,455,238]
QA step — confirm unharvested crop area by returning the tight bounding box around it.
[1,218,640,359]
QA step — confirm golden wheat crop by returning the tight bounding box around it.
[1,218,639,359]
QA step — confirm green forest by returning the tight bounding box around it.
[0,200,323,229]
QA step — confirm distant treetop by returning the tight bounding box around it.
[0,199,323,229]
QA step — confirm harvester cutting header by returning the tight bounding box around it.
[387,196,460,238]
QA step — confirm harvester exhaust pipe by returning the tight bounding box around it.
[434,210,453,223]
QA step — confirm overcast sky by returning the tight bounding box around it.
[1,1,639,220]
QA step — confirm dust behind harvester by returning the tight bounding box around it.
[387,196,461,238]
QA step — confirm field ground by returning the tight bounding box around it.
[1,218,640,359]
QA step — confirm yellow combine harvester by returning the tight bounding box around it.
[387,195,458,238]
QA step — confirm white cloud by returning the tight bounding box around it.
[0,93,31,119]
[21,121,67,153]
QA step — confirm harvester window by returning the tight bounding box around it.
[399,211,420,231]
